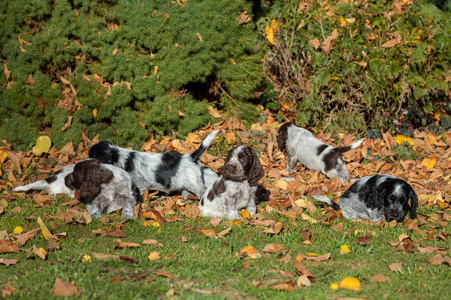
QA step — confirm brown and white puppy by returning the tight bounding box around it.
[277,122,363,184]
[64,159,140,218]
[199,146,266,220]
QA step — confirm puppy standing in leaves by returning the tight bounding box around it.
[199,146,266,220]
[64,159,140,218]
[277,122,364,184]
[314,174,418,222]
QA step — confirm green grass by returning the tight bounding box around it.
[1,195,450,299]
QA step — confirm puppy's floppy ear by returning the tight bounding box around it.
[408,188,418,219]
[246,147,264,185]
[222,150,233,180]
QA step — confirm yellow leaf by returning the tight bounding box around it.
[172,139,184,152]
[305,252,320,257]
[266,20,279,45]
[32,136,52,156]
[339,17,347,24]
[13,226,23,234]
[82,255,92,263]
[241,246,258,255]
[330,283,339,290]
[240,209,250,219]
[395,135,414,146]
[37,216,55,240]
[421,158,435,169]
[339,277,361,291]
[0,151,7,164]
[340,244,351,255]
[229,220,242,227]
[148,251,161,261]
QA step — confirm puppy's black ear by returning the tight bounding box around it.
[76,160,105,200]
[88,141,115,164]
[408,188,418,219]
[247,147,264,185]
[222,150,233,180]
[277,122,292,152]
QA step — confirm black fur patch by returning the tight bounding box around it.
[346,175,381,210]
[124,152,136,172]
[207,178,226,201]
[45,168,64,184]
[132,183,142,203]
[155,152,182,188]
[322,148,340,172]
[316,144,328,156]
[88,141,120,165]
[277,122,292,152]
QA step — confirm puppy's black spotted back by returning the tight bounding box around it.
[155,152,182,188]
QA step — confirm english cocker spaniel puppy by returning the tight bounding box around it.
[64,159,140,218]
[277,122,363,183]
[199,146,266,220]
[314,174,418,222]
[88,130,219,198]
[13,164,77,197]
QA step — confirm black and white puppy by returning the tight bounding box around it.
[314,174,418,222]
[13,164,77,197]
[64,159,140,218]
[199,146,265,220]
[88,130,219,198]
[277,122,363,184]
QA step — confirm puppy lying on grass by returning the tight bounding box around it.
[314,174,418,222]
[277,122,363,184]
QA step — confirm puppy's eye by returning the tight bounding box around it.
[238,154,246,162]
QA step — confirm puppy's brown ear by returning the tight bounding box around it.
[222,150,233,180]
[76,160,103,200]
[247,147,264,185]
[408,189,418,219]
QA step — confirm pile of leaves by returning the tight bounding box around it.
[264,0,451,133]
[1,109,450,297]
[0,0,263,150]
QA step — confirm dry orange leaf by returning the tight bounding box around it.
[261,243,284,253]
[53,278,80,297]
[389,262,403,272]
[268,280,294,291]
[148,251,161,261]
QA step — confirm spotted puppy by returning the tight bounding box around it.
[88,130,219,198]
[277,122,363,183]
[64,159,140,218]
[13,164,78,197]
[314,174,418,222]
[199,146,265,220]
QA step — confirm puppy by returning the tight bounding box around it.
[277,122,363,183]
[88,130,219,198]
[199,146,265,220]
[64,159,140,218]
[13,164,77,197]
[314,174,418,222]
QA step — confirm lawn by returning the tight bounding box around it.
[1,120,450,299]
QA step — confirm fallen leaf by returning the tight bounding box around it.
[32,136,52,156]
[356,236,373,245]
[91,252,120,260]
[305,253,331,262]
[340,244,351,254]
[389,262,403,272]
[369,274,391,283]
[0,239,19,254]
[53,278,80,297]
[261,243,285,253]
[148,251,161,261]
[0,258,18,266]
[143,239,163,247]
[268,280,294,291]
[296,275,312,287]
[37,217,55,240]
[156,269,175,279]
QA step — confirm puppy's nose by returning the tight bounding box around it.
[226,165,236,174]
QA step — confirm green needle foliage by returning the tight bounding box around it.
[0,0,263,150]
[265,0,450,134]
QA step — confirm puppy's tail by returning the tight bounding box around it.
[13,180,48,193]
[313,195,340,211]
[334,138,364,154]
[190,129,219,163]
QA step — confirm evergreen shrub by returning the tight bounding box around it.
[264,0,450,134]
[0,0,263,150]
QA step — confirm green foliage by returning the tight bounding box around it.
[0,0,263,150]
[265,0,450,133]
[392,142,418,161]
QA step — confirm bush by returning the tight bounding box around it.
[0,0,263,150]
[264,0,450,134]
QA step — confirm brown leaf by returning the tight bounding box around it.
[389,262,403,272]
[305,253,331,262]
[268,280,294,291]
[2,286,16,297]
[143,239,163,247]
[0,240,19,254]
[16,228,40,246]
[140,209,165,225]
[53,278,80,297]
[309,38,320,49]
[370,274,391,283]
[243,259,251,269]
[356,236,373,245]
[296,275,312,287]
[238,11,251,24]
[263,222,283,234]
[261,243,285,253]
[156,270,175,279]
[196,32,203,42]
[294,260,315,282]
[119,255,138,263]
[114,239,141,249]
[322,29,339,54]
[91,252,120,260]
[105,227,126,237]
[382,38,398,48]
[425,254,446,265]
[0,258,18,266]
